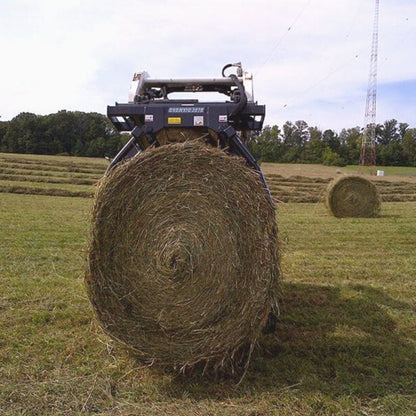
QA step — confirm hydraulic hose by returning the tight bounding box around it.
[221,63,247,116]
[229,74,247,116]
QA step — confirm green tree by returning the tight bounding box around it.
[247,125,282,162]
[85,137,106,157]
[338,127,361,164]
[398,122,409,140]
[303,126,324,163]
[2,112,38,153]
[322,129,340,153]
[378,119,399,145]
[0,121,8,151]
[281,120,309,162]
[401,128,416,166]
[0,110,124,157]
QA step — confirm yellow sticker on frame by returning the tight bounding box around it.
[168,117,182,125]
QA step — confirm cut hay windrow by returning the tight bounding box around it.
[0,161,104,175]
[0,156,106,171]
[0,184,93,198]
[0,173,96,186]
[86,141,280,373]
[326,175,381,217]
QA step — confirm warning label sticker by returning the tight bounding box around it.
[193,116,204,126]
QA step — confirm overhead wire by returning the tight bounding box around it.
[254,0,312,77]
[274,2,371,114]
[252,0,412,129]
[280,52,363,111]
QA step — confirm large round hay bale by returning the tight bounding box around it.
[86,141,279,372]
[326,175,381,218]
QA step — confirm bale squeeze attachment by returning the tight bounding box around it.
[106,63,271,200]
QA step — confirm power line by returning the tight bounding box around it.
[255,0,312,76]
[279,52,362,110]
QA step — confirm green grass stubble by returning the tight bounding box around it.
[0,194,415,415]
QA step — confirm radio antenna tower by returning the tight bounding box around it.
[359,0,379,168]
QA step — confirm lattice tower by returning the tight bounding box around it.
[360,0,379,167]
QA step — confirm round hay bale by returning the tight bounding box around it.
[326,175,381,218]
[86,141,280,372]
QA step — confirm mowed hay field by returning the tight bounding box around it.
[0,152,415,415]
[1,152,416,203]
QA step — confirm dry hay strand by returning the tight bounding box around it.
[326,175,381,218]
[86,141,280,373]
[156,127,216,146]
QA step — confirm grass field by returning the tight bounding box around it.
[1,153,416,415]
[1,153,416,203]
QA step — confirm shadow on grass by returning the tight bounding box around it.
[168,282,416,399]
[377,214,401,218]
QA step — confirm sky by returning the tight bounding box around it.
[0,0,415,132]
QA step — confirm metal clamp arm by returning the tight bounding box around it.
[107,126,157,172]
[219,126,272,201]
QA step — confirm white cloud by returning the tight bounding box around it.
[0,0,415,131]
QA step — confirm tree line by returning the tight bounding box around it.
[247,119,416,167]
[0,111,415,166]
[0,111,126,158]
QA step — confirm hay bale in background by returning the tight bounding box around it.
[86,141,279,372]
[326,175,381,218]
